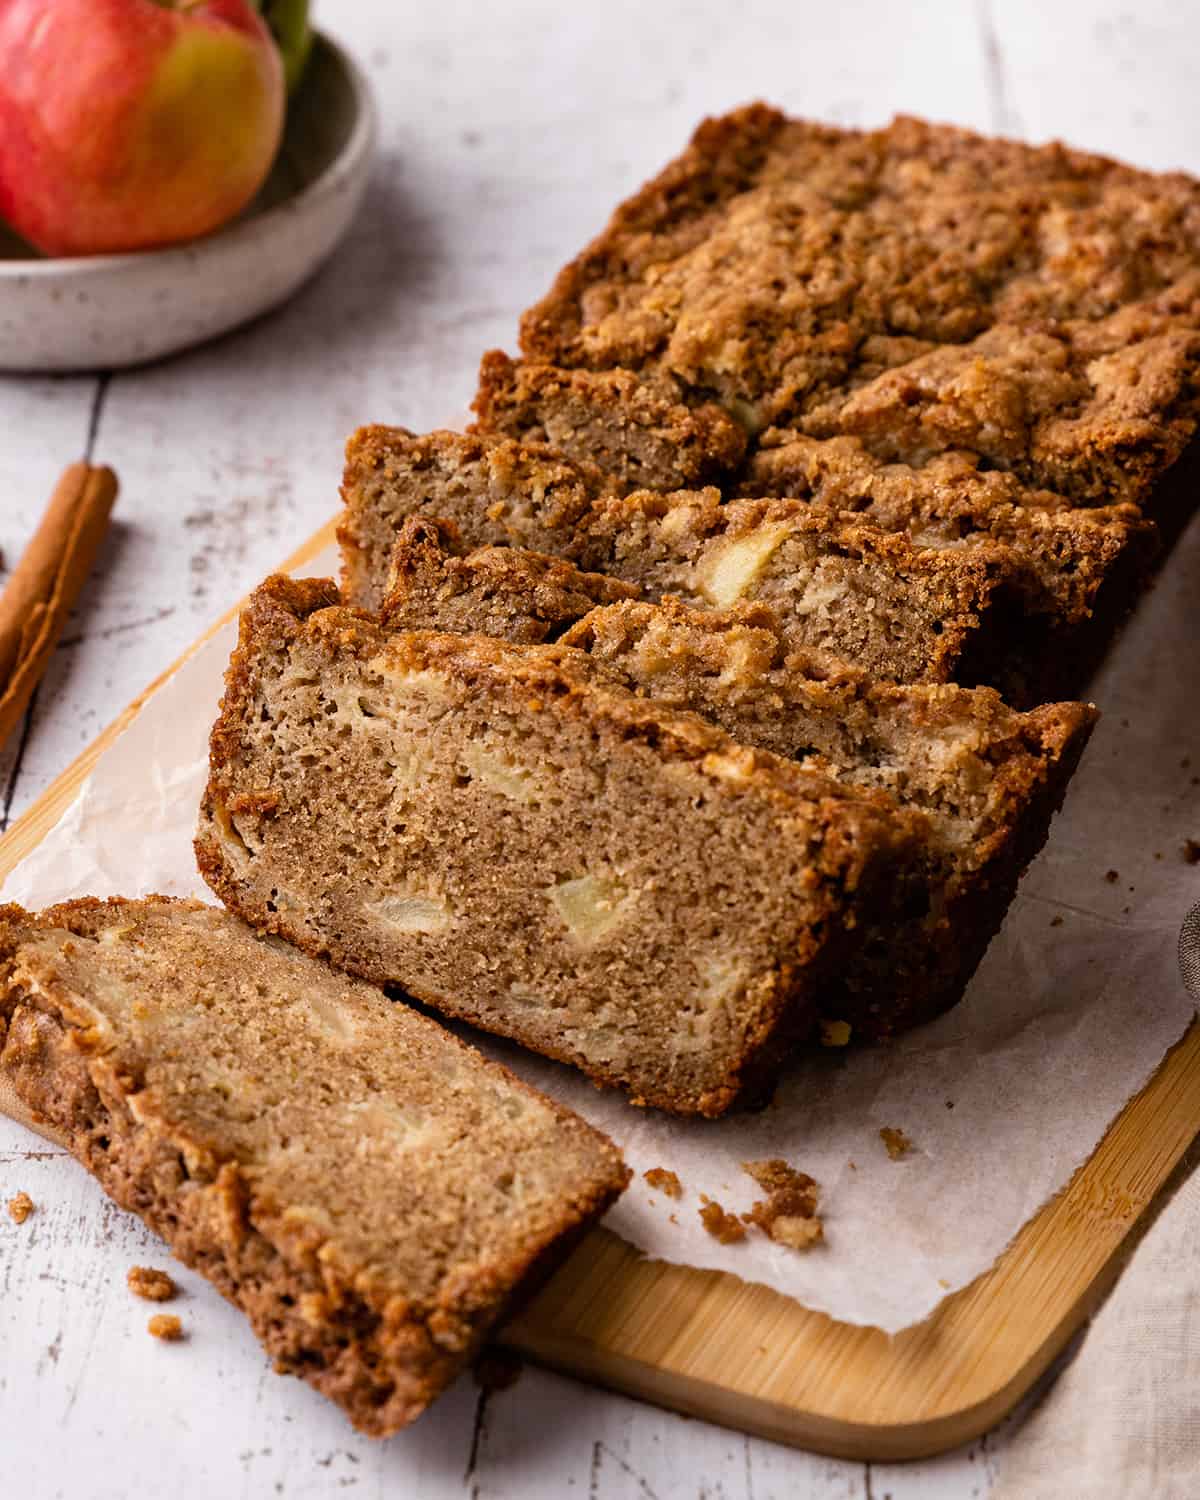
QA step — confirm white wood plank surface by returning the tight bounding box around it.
[2,2,1197,1494]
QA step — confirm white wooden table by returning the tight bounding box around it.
[2,2,1196,1493]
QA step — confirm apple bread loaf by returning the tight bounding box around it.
[0,896,627,1435]
[560,599,1097,1036]
[196,576,929,1116]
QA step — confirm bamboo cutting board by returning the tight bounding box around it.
[2,515,1199,1463]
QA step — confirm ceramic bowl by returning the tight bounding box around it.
[0,32,376,372]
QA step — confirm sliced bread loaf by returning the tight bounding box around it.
[0,896,627,1434]
[196,577,927,1115]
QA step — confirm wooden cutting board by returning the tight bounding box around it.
[2,515,1198,1463]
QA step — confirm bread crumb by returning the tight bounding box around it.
[643,1167,682,1198]
[472,1349,523,1392]
[698,1199,746,1244]
[127,1266,177,1302]
[1183,840,1200,865]
[7,1191,34,1224]
[880,1127,913,1160]
[1050,915,1064,927]
[766,1215,823,1250]
[741,1159,823,1251]
[1104,869,1119,884]
[147,1314,183,1342]
[818,1018,852,1047]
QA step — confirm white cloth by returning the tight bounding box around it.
[993,1168,1200,1498]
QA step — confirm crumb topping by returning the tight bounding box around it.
[147,1314,184,1342]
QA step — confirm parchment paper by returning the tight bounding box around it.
[4,517,1199,1335]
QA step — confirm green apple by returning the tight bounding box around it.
[251,0,313,94]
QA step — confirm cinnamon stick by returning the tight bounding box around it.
[0,462,119,752]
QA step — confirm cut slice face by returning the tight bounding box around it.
[0,895,627,1435]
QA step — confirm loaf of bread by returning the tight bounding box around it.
[0,896,627,1434]
[196,576,929,1115]
[559,598,1097,1036]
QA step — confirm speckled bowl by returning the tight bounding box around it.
[0,32,376,372]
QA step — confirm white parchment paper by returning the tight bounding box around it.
[5,518,1199,1334]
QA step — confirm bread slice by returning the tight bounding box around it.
[560,599,1097,1037]
[339,427,608,613]
[380,515,638,643]
[744,433,1158,702]
[472,349,747,492]
[572,487,1016,687]
[196,577,928,1116]
[0,896,627,1435]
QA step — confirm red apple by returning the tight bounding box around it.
[0,0,285,256]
